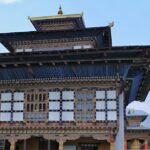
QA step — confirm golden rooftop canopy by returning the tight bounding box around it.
[28,6,85,31]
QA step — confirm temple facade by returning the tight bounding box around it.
[0,7,150,150]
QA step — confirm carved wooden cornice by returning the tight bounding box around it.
[92,134,109,141]
[0,134,31,142]
[12,37,95,48]
[43,134,80,142]
[0,124,117,134]
[125,131,149,140]
[0,133,116,143]
[0,77,121,88]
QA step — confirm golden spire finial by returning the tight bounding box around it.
[58,5,63,15]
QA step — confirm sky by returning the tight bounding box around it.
[0,0,150,52]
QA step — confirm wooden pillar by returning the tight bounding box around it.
[58,140,64,150]
[23,139,26,150]
[48,140,51,150]
[109,135,114,150]
[130,139,140,150]
[110,142,114,150]
[9,140,16,150]
[124,139,127,150]
[98,144,101,150]
[143,139,148,150]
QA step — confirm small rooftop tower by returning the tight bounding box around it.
[29,6,85,31]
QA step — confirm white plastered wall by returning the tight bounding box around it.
[115,92,124,150]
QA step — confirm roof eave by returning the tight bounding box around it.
[28,13,83,21]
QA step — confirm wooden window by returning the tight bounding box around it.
[43,104,46,111]
[107,90,117,99]
[107,111,117,121]
[62,91,74,100]
[83,45,93,49]
[96,101,105,110]
[96,112,106,121]
[48,90,61,122]
[31,94,34,101]
[43,94,46,101]
[39,94,42,101]
[25,91,48,122]
[1,93,12,101]
[13,103,24,111]
[35,94,38,100]
[0,91,24,122]
[73,45,82,49]
[13,112,23,121]
[96,89,118,122]
[39,103,42,111]
[14,92,24,101]
[62,112,74,121]
[27,94,30,101]
[96,91,105,99]
[49,92,60,100]
[107,101,117,109]
[27,104,30,112]
[31,104,34,112]
[62,102,74,110]
[35,104,38,111]
[0,113,11,121]
[1,103,11,111]
[75,90,95,122]
[49,102,60,110]
[49,112,60,121]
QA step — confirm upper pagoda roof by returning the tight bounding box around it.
[28,6,85,31]
[0,26,112,52]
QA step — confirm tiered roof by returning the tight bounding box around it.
[28,6,85,31]
[0,7,149,104]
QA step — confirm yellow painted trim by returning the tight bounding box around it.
[29,13,83,21]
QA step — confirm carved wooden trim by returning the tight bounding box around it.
[125,131,149,140]
[43,134,80,142]
[92,134,109,141]
[7,134,31,142]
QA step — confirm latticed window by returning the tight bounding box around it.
[0,91,24,122]
[96,89,118,121]
[25,90,48,122]
[75,90,95,122]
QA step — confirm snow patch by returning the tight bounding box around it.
[126,101,150,116]
[126,91,150,128]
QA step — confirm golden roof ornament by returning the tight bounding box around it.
[58,6,63,15]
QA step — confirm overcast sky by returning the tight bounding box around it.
[0,0,150,52]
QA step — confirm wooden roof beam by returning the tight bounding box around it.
[77,61,80,65]
[1,64,6,68]
[39,62,43,66]
[0,58,147,66]
[91,61,94,64]
[64,61,67,65]
[14,64,18,67]
[52,62,55,66]
[26,63,31,67]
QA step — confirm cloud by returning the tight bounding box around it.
[0,0,21,4]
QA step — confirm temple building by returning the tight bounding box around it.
[0,6,150,150]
